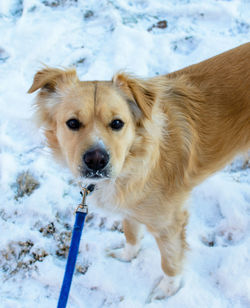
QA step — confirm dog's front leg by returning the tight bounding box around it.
[107,217,143,262]
[147,217,187,302]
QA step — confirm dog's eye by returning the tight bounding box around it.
[109,119,124,131]
[66,119,81,131]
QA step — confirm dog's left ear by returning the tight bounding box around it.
[113,73,156,120]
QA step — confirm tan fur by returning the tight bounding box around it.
[28,43,250,299]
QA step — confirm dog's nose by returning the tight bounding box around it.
[83,148,109,171]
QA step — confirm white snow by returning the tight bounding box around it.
[0,0,249,307]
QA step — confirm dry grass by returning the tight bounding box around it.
[14,171,39,200]
[0,240,48,277]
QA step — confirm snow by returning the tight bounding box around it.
[0,0,249,307]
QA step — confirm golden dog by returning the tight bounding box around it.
[28,43,250,301]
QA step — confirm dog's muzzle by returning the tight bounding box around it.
[82,147,110,179]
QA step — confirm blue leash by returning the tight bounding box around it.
[57,185,94,308]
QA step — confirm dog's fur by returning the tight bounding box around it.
[28,43,250,300]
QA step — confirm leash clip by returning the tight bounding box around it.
[75,184,95,214]
[75,186,89,214]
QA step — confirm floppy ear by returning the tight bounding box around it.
[28,67,78,94]
[28,67,78,136]
[113,73,156,120]
[28,67,79,162]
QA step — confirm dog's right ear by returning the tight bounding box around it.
[28,67,79,136]
[28,67,78,94]
[28,68,79,160]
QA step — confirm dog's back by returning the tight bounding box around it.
[169,42,250,101]
[166,43,250,179]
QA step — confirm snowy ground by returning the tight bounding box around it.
[0,0,250,307]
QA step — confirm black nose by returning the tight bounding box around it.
[83,148,109,171]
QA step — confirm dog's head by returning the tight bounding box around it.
[28,67,157,181]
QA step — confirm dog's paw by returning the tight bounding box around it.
[106,243,140,262]
[146,274,182,303]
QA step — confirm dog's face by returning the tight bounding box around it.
[28,68,156,181]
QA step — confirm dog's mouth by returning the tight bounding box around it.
[79,167,110,180]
